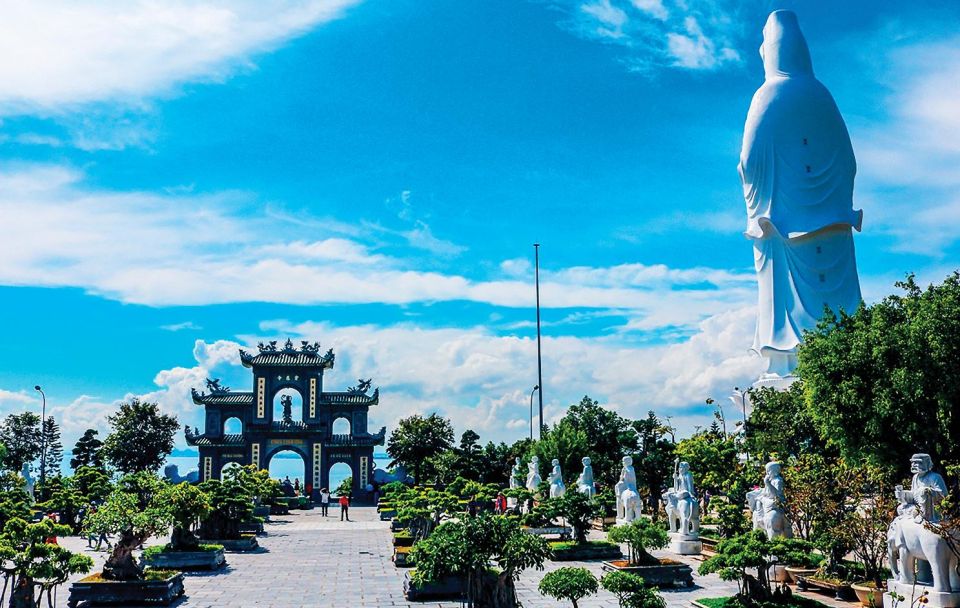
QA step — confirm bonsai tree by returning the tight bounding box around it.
[411,513,551,608]
[600,571,666,608]
[539,567,598,608]
[0,517,93,608]
[552,492,604,544]
[607,519,668,566]
[73,465,113,506]
[163,482,213,551]
[0,476,32,532]
[198,477,255,541]
[394,487,459,541]
[82,472,171,580]
[698,530,815,604]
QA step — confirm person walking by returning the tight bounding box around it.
[339,494,350,521]
[320,488,330,517]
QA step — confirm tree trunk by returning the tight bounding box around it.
[103,530,146,580]
[9,575,33,608]
[470,570,517,608]
[170,526,199,551]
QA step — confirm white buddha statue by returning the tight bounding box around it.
[548,459,565,498]
[576,457,595,498]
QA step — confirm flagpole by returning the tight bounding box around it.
[534,243,544,439]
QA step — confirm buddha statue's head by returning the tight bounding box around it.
[910,453,933,475]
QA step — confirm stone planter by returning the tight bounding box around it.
[379,509,397,521]
[522,526,573,541]
[601,559,694,587]
[393,533,414,547]
[393,546,414,568]
[203,535,259,552]
[403,571,466,600]
[852,582,884,608]
[390,520,406,532]
[253,505,271,520]
[550,541,623,562]
[592,515,618,531]
[784,566,818,584]
[797,575,854,601]
[141,547,225,570]
[67,571,185,607]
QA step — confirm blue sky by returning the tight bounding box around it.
[1,0,959,466]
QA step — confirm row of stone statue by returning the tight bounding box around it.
[507,455,704,554]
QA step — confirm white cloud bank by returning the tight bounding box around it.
[0,164,754,332]
[0,0,361,115]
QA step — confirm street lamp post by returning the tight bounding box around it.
[533,243,544,439]
[529,385,539,441]
[730,387,749,462]
[34,385,46,493]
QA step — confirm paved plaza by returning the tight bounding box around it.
[52,506,860,608]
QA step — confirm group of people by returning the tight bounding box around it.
[278,477,352,521]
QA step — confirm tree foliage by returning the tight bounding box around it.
[530,420,590,491]
[745,383,825,462]
[0,517,93,608]
[549,491,604,544]
[387,414,454,484]
[798,272,960,473]
[102,399,179,474]
[163,482,212,550]
[411,514,551,608]
[538,567,598,608]
[699,530,815,603]
[0,413,42,473]
[40,415,63,483]
[70,428,105,470]
[600,571,666,608]
[632,412,675,515]
[606,519,668,566]
[560,396,638,487]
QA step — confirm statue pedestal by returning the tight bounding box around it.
[668,532,702,555]
[884,580,960,608]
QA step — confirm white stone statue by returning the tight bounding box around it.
[576,457,595,498]
[746,461,791,539]
[664,460,702,555]
[507,457,523,508]
[526,456,541,492]
[21,463,35,503]
[548,459,565,498]
[886,453,960,605]
[740,10,863,385]
[615,456,641,524]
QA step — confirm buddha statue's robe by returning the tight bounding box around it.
[740,10,863,379]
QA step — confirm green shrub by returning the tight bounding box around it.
[539,567,598,608]
[600,571,665,608]
[607,519,668,565]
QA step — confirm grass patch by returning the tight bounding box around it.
[80,570,179,583]
[696,596,833,608]
[142,544,224,558]
[550,540,619,550]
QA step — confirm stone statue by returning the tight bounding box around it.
[281,394,293,423]
[526,456,541,492]
[576,457,595,498]
[615,456,641,524]
[664,460,702,555]
[20,463,34,502]
[740,10,862,384]
[747,461,791,539]
[507,457,523,507]
[549,459,565,498]
[887,454,960,603]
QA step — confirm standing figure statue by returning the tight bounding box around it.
[281,394,293,424]
[576,457,595,498]
[507,457,523,508]
[549,459,565,498]
[887,454,959,596]
[740,10,863,384]
[747,461,791,539]
[21,463,35,503]
[526,456,542,492]
[615,456,641,524]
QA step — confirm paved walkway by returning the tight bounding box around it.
[52,507,853,608]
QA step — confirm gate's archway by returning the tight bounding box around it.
[273,388,303,424]
[329,462,353,496]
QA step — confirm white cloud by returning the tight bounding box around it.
[0,0,361,115]
[0,164,753,332]
[161,321,203,332]
[560,0,747,73]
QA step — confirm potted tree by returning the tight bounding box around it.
[698,530,815,607]
[548,492,622,561]
[847,473,896,608]
[408,513,551,606]
[539,567,598,608]
[0,516,93,608]
[392,487,458,567]
[71,473,184,607]
[197,475,260,552]
[142,482,224,570]
[604,519,692,587]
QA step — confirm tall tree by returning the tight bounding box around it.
[744,382,826,462]
[560,396,638,487]
[41,415,64,481]
[531,419,590,488]
[102,399,179,474]
[0,412,42,473]
[632,411,675,515]
[799,272,960,474]
[70,428,105,470]
[386,414,454,484]
[452,430,485,482]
